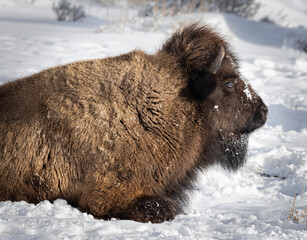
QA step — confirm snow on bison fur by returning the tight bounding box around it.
[0,23,267,223]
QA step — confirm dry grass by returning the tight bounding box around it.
[288,195,307,225]
[94,0,209,33]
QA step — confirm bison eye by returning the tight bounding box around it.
[225,80,235,88]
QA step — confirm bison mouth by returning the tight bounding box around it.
[218,132,249,171]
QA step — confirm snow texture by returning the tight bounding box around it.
[243,85,253,100]
[0,0,306,239]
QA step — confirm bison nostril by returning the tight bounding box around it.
[262,105,268,114]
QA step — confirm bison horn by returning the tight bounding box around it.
[207,45,225,74]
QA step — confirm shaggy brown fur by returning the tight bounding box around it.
[0,23,267,223]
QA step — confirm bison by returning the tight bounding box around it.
[0,23,267,223]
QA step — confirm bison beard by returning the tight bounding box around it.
[219,133,249,171]
[0,23,267,223]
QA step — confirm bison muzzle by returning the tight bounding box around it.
[0,23,267,223]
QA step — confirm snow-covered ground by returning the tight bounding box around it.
[0,0,306,239]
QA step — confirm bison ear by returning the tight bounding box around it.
[189,71,216,100]
[188,44,224,99]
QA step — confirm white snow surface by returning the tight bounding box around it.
[0,0,306,239]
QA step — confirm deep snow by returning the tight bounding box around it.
[0,0,306,239]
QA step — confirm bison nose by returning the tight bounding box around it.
[257,103,268,125]
[251,102,268,131]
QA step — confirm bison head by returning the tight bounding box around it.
[162,23,268,170]
[201,45,267,170]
